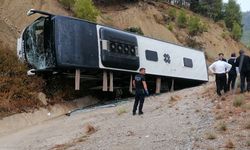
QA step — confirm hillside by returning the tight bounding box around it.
[0,1,250,150]
[0,0,250,117]
[97,1,249,62]
[242,11,250,47]
[0,0,70,50]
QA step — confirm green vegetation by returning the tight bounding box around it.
[224,0,242,31]
[221,32,229,39]
[124,27,144,35]
[168,8,177,21]
[231,21,243,41]
[188,16,207,36]
[58,0,99,22]
[233,95,245,107]
[167,23,174,31]
[247,140,250,146]
[74,0,99,22]
[177,11,187,28]
[217,122,227,131]
[190,0,223,21]
[205,132,217,140]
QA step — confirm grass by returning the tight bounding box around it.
[167,23,174,31]
[225,139,234,149]
[205,132,217,140]
[247,140,250,146]
[116,107,127,115]
[242,103,250,110]
[217,122,227,131]
[233,95,245,107]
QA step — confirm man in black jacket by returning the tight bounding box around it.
[132,68,149,115]
[235,50,250,93]
[227,53,237,91]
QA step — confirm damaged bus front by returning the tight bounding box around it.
[17,10,56,74]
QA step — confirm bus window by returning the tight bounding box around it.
[23,17,55,69]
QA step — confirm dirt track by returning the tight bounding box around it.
[0,83,216,150]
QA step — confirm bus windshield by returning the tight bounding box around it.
[24,17,55,69]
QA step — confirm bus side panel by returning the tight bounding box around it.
[53,16,99,69]
[137,36,208,81]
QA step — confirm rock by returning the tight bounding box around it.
[38,92,48,106]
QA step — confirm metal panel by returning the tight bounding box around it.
[99,28,139,70]
[54,16,99,68]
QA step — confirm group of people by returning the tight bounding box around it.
[132,50,250,115]
[209,50,250,96]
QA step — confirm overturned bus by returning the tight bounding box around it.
[17,9,208,93]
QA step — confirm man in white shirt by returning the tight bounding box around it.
[209,55,232,96]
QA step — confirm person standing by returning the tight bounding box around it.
[219,53,227,62]
[132,68,149,115]
[218,53,228,92]
[227,53,237,91]
[209,56,232,96]
[235,49,250,93]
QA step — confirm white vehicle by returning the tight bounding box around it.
[17,9,208,93]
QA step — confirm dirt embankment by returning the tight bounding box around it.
[0,0,70,50]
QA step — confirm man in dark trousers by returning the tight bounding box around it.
[209,55,232,96]
[227,53,237,91]
[132,68,149,115]
[236,49,250,93]
[218,53,228,92]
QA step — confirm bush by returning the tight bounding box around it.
[177,11,187,28]
[74,0,99,22]
[217,20,226,29]
[205,132,216,140]
[233,95,245,107]
[188,16,207,36]
[221,32,228,39]
[231,21,242,41]
[124,27,144,35]
[167,23,174,31]
[217,122,227,131]
[168,8,176,21]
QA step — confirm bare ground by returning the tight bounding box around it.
[0,82,216,150]
[0,81,249,150]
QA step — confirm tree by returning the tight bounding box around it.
[211,0,223,21]
[231,21,242,41]
[177,11,187,28]
[74,0,99,22]
[190,0,200,13]
[188,16,208,36]
[223,0,242,31]
[189,0,223,21]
